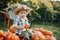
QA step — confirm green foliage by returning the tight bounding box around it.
[0,0,60,23]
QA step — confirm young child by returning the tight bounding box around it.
[10,5,31,40]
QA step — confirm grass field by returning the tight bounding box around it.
[0,22,60,40]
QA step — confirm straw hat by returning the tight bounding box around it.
[13,5,31,15]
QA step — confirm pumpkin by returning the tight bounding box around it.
[39,28,53,36]
[50,36,56,40]
[4,32,12,40]
[45,35,51,40]
[36,32,46,40]
[11,34,19,40]
[3,32,9,37]
[9,26,15,33]
[24,24,30,29]
[44,30,53,36]
[31,32,39,40]
[33,28,39,31]
[0,30,4,36]
[6,33,12,40]
[0,37,4,40]
[45,35,56,40]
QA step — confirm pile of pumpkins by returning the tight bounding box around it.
[0,28,56,40]
[0,30,22,40]
[31,28,56,40]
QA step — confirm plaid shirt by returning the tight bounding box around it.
[12,15,29,34]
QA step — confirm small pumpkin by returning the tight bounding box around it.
[24,24,30,29]
[31,32,39,40]
[33,28,39,31]
[43,30,53,36]
[3,32,9,37]
[0,37,4,40]
[39,28,53,36]
[10,34,19,40]
[0,30,4,36]
[37,32,46,40]
[6,33,12,40]
[4,32,12,40]
[50,36,56,40]
[45,35,56,40]
[9,26,15,33]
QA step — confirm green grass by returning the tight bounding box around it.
[0,22,60,40]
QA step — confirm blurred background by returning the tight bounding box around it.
[0,0,60,40]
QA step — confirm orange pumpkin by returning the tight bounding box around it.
[0,37,4,40]
[33,28,39,31]
[39,28,53,36]
[44,30,53,36]
[36,31,46,40]
[6,33,12,40]
[4,32,12,40]
[9,26,15,33]
[3,32,9,37]
[24,24,30,29]
[31,32,39,40]
[45,35,56,40]
[11,34,19,40]
[50,36,56,40]
[0,30,4,36]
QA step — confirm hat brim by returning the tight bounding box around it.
[13,8,29,15]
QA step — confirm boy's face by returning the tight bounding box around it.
[18,11,27,18]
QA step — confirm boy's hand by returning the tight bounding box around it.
[24,23,30,29]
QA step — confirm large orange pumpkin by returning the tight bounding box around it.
[0,30,4,36]
[9,26,15,33]
[24,24,30,29]
[39,28,53,36]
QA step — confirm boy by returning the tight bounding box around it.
[10,5,31,40]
